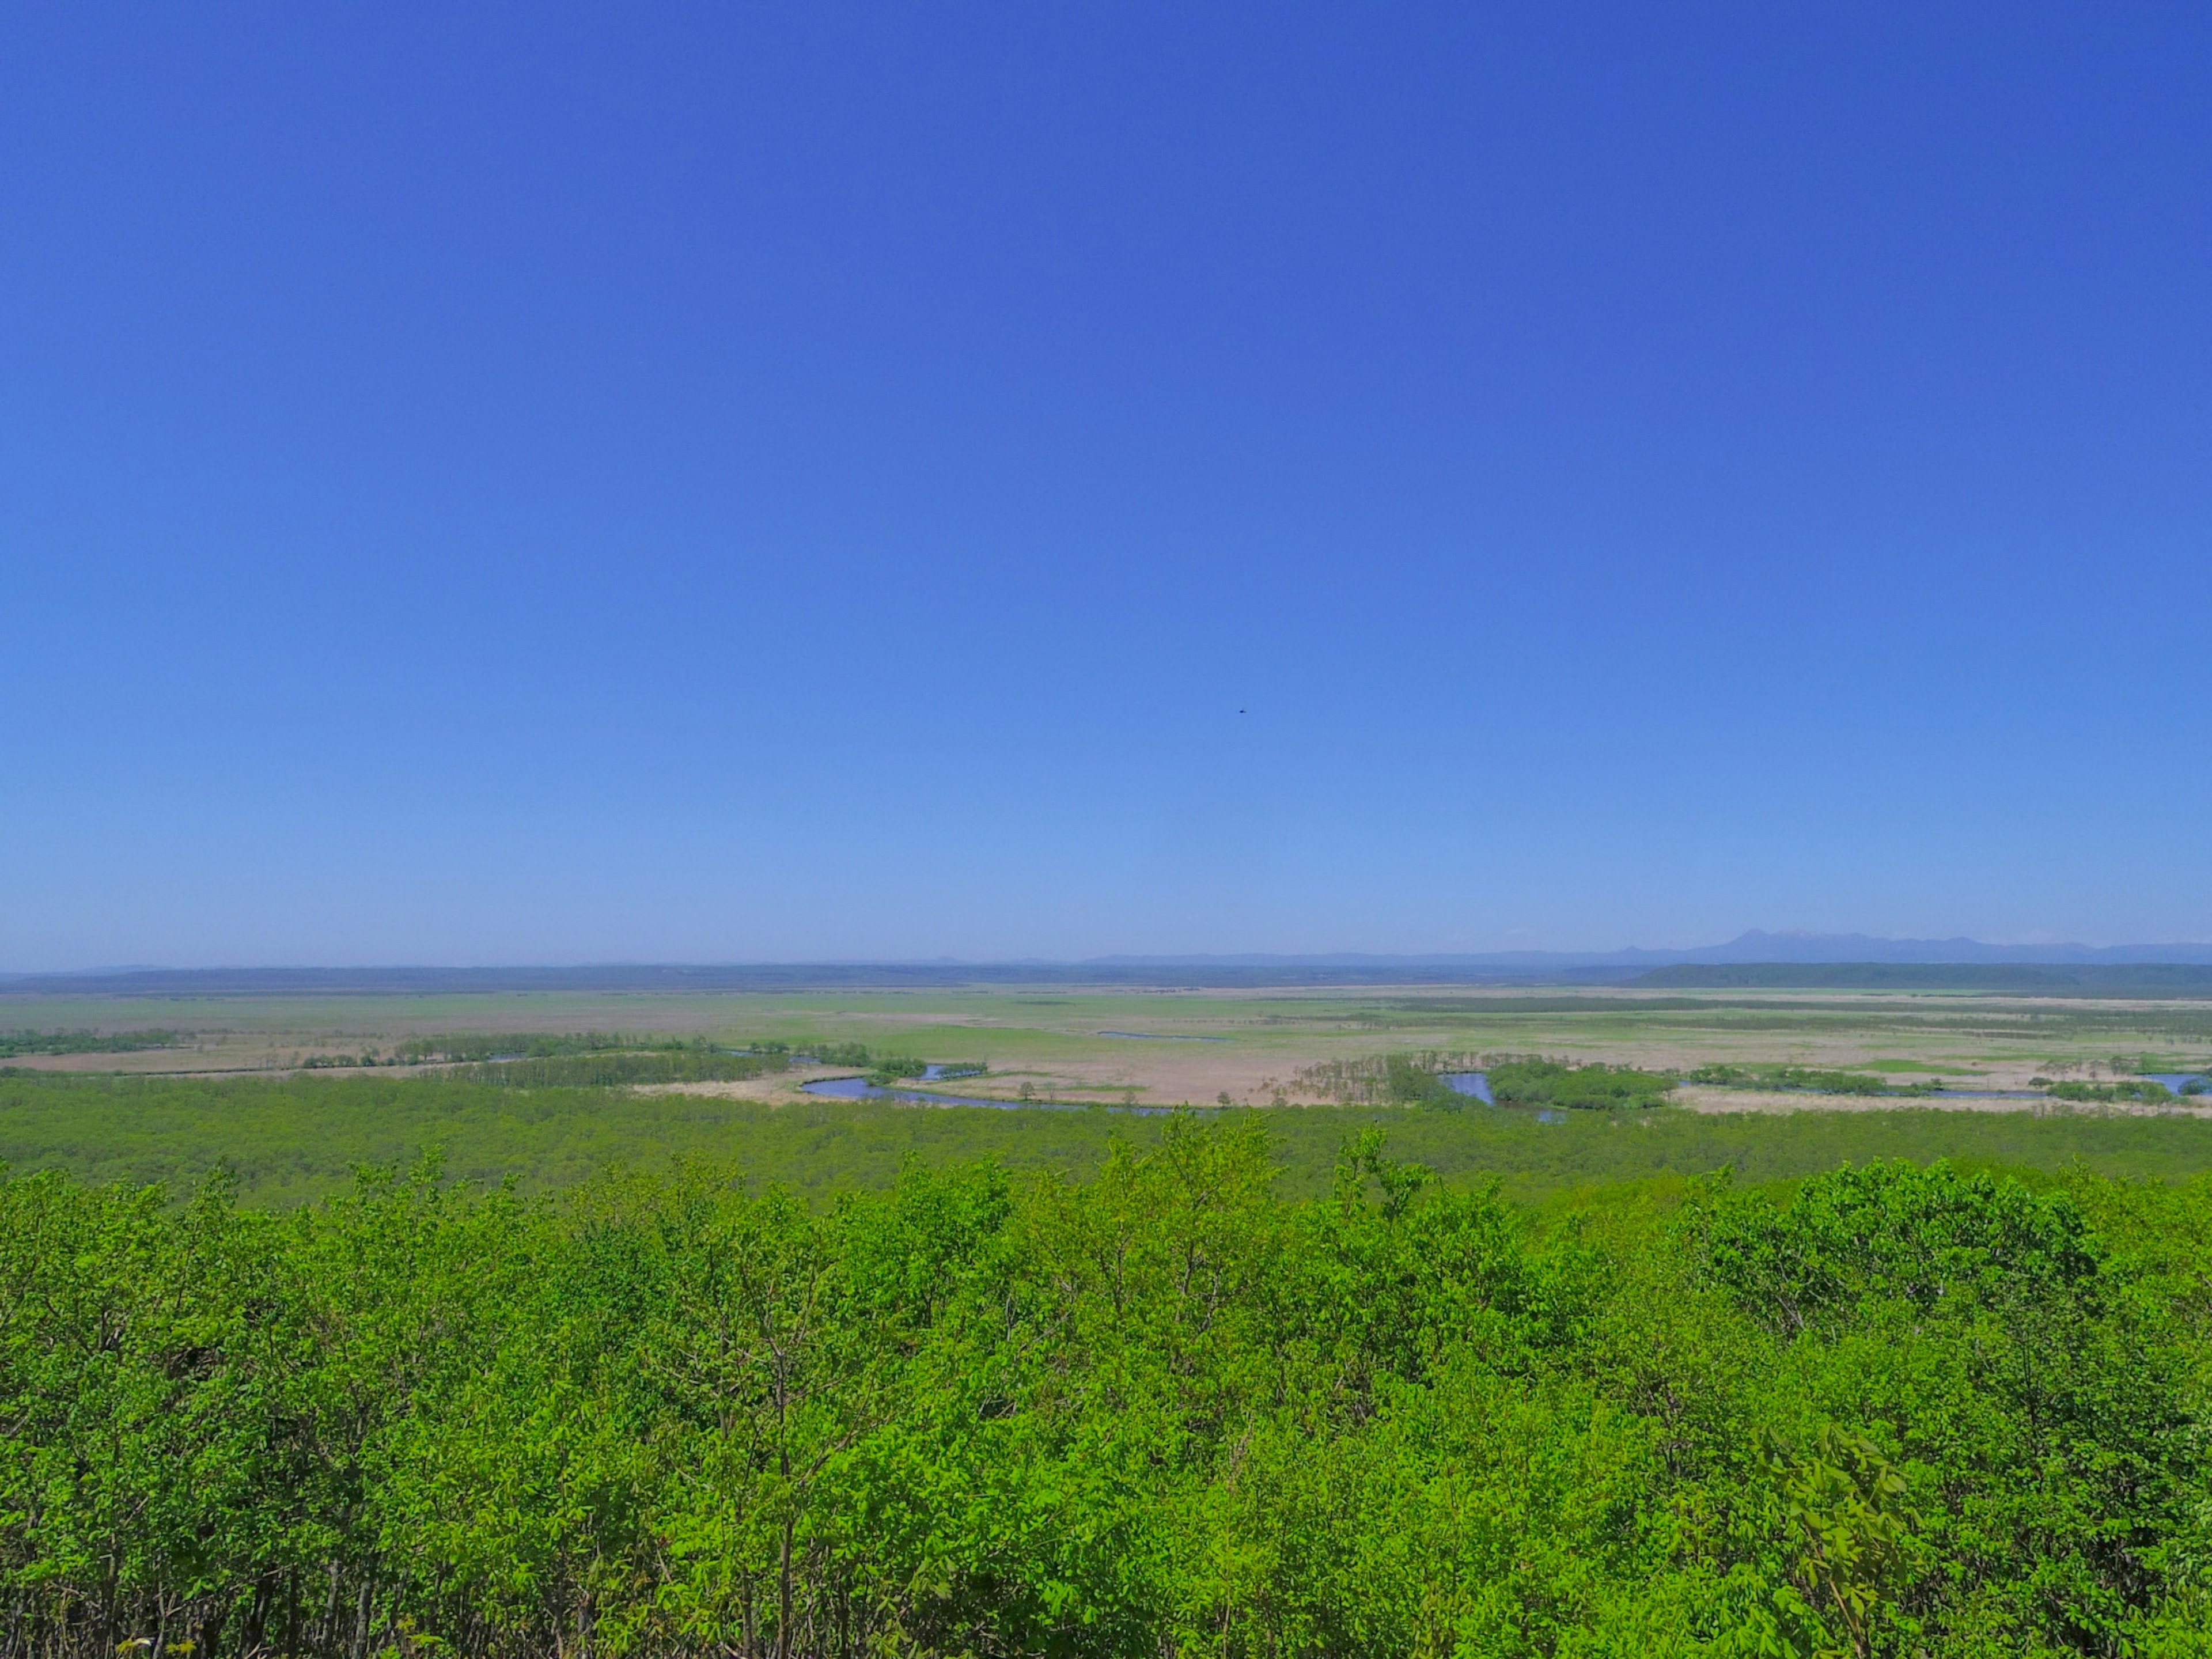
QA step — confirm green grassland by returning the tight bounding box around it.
[9,1069,2212,1209]
[5,982,2211,1209]
[9,981,2212,1086]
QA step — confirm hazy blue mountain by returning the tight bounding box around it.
[13,937,2212,995]
[1084,932,2212,968]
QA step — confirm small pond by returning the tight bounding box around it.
[1097,1031,1228,1041]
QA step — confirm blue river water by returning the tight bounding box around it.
[1441,1071,1568,1122]
[806,1066,2206,1117]
[801,1076,1175,1113]
[2143,1073,2211,1095]
[802,1066,1571,1122]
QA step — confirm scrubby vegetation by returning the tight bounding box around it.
[2048,1077,2176,1104]
[0,1028,188,1059]
[1485,1058,1676,1110]
[1684,1064,1942,1097]
[800,1043,877,1068]
[1298,1055,1678,1112]
[446,1050,785,1088]
[18,1070,2212,1211]
[1289,1050,1486,1104]
[4,1122,2211,1658]
[296,1036,792,1073]
[865,1054,931,1081]
[392,1032,780,1065]
[1383,1052,1463,1106]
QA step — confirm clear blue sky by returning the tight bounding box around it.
[5,2,2209,968]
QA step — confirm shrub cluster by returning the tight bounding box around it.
[1485,1058,1676,1110]
[444,1050,782,1088]
[2,1127,2209,1657]
[1683,1063,1943,1097]
[2048,1078,2176,1104]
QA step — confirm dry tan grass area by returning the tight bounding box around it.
[9,982,2210,1111]
[636,1066,859,1103]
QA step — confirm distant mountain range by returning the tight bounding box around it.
[9,933,2212,998]
[1083,931,2212,968]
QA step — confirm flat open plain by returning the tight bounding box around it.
[8,980,2210,1104]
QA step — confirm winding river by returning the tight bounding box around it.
[800,1067,1570,1122]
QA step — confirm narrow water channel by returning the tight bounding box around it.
[798,1067,1570,1124]
[800,1077,1175,1113]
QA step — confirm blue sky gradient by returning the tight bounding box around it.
[5,2,2209,967]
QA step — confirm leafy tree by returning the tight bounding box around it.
[4,1139,2211,1656]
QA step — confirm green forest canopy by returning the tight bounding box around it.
[5,1120,2212,1657]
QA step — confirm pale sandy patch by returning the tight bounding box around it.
[635,1066,854,1103]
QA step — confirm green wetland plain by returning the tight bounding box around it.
[7,976,2212,1657]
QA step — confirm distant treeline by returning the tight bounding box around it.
[1293,1054,1677,1111]
[293,1036,808,1075]
[5,1126,2211,1656]
[391,1033,779,1065]
[0,1029,189,1059]
[309,1041,989,1091]
[448,1050,786,1088]
[1684,1064,1944,1098]
[1632,962,2212,997]
[7,1027,1095,1094]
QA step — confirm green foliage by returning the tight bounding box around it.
[447,1050,782,1088]
[18,1071,2212,1213]
[1289,1050,1489,1104]
[856,1056,987,1085]
[391,1031,772,1063]
[1685,1065,1940,1097]
[1487,1058,1676,1110]
[288,1035,791,1072]
[3,1138,2210,1657]
[801,1042,876,1067]
[1698,1161,2200,1652]
[0,1028,188,1057]
[2049,1078,2175,1103]
[1383,1053,1461,1108]
[1762,1426,1918,1657]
